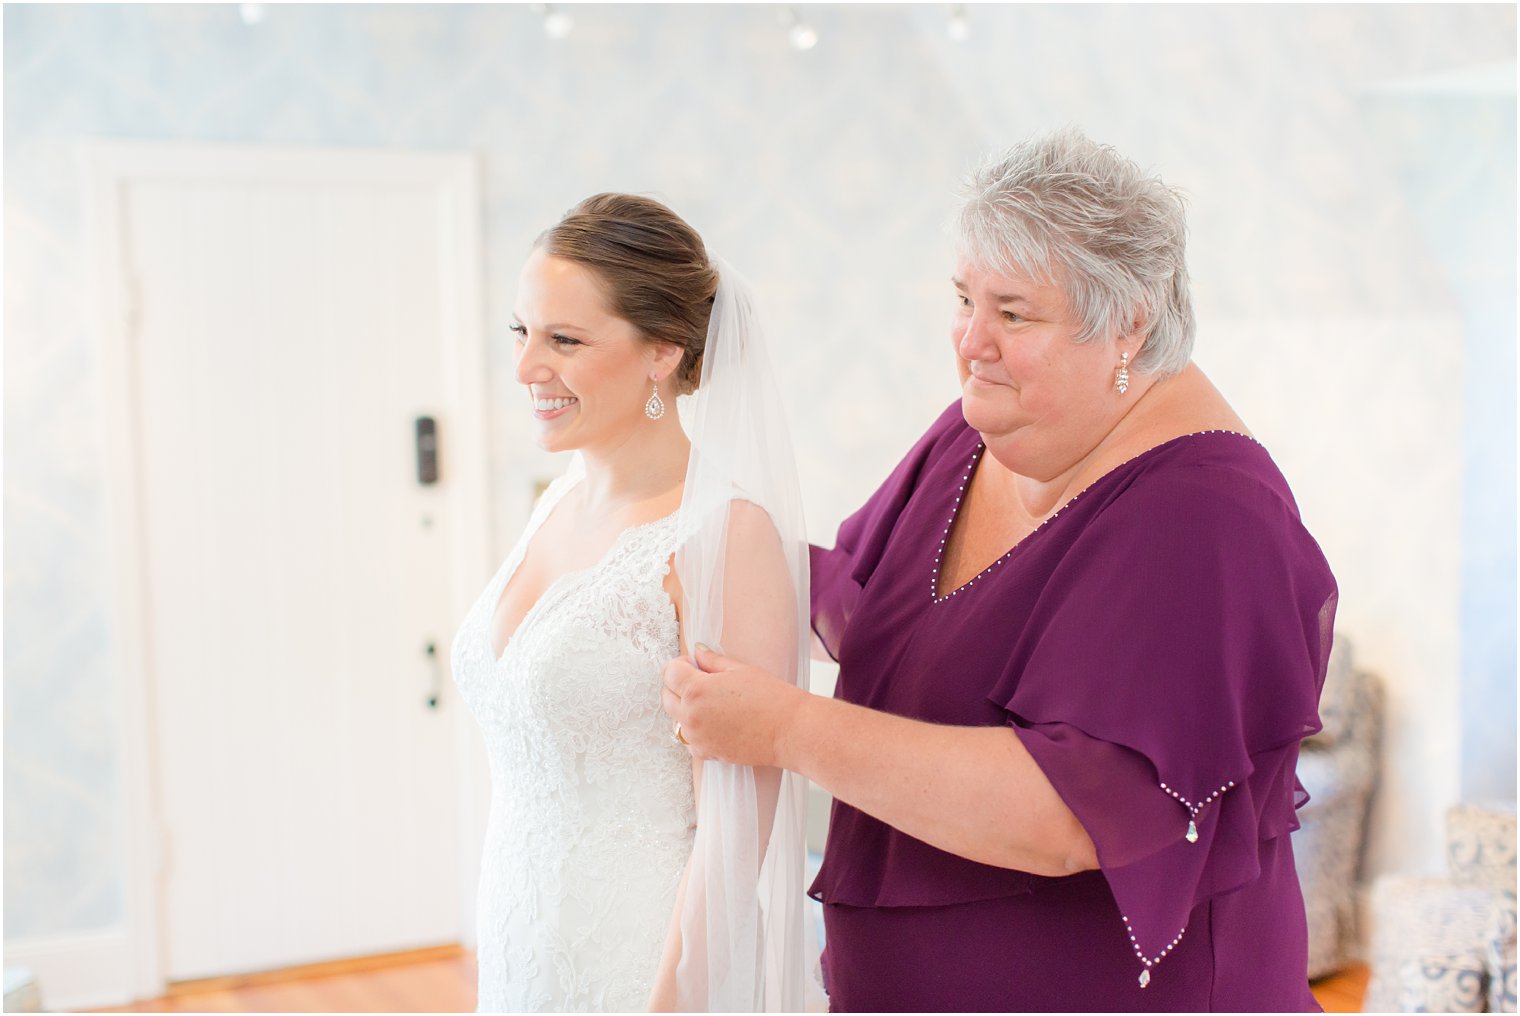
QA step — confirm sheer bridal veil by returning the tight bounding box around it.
[672,259,819,1011]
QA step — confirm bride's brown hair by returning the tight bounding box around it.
[536,193,718,395]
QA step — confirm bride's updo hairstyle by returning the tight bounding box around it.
[536,193,719,395]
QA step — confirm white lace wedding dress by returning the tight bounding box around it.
[451,457,696,1012]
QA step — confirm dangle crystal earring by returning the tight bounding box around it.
[1115,351,1130,395]
[644,380,666,420]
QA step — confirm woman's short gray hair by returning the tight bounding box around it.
[956,128,1195,377]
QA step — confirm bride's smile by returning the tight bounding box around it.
[511,247,680,455]
[530,392,578,418]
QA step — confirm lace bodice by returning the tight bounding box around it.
[452,459,695,1012]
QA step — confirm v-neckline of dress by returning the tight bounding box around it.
[486,473,677,663]
[929,442,1058,604]
[929,429,1261,604]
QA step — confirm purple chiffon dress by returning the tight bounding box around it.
[808,401,1337,1013]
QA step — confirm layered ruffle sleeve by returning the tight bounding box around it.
[809,403,964,662]
[994,456,1337,987]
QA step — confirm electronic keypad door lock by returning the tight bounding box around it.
[415,416,438,485]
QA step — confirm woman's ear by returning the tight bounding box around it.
[649,340,685,383]
[1117,312,1150,362]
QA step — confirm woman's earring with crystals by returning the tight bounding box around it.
[1115,351,1130,395]
[644,378,666,420]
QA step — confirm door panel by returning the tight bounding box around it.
[124,165,464,980]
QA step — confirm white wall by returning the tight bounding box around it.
[4,3,1514,997]
[1355,78,1518,807]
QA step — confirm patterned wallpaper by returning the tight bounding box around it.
[4,3,1514,942]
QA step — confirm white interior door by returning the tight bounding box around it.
[111,145,483,981]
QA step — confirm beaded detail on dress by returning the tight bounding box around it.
[451,463,695,1012]
[931,431,1262,604]
[1122,779,1238,987]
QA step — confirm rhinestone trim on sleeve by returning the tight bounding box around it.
[1161,779,1235,845]
[1123,778,1237,988]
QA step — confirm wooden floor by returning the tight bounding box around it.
[1315,963,1372,1014]
[86,946,476,1013]
[86,946,1369,1012]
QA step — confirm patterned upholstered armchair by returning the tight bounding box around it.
[1364,805,1517,1012]
[1293,632,1518,1011]
[1295,632,1384,980]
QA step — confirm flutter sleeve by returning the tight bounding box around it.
[810,402,965,660]
[990,456,1337,987]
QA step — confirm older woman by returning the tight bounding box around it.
[662,129,1336,1012]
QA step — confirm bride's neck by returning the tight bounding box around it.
[576,416,690,514]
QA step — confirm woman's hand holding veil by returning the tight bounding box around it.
[663,644,807,769]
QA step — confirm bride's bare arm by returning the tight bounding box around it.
[714,501,796,857]
[647,501,798,1010]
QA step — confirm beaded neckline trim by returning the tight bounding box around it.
[930,444,1017,604]
[929,429,1260,605]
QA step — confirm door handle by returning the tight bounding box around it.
[424,640,442,709]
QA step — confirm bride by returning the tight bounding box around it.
[450,194,813,1012]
